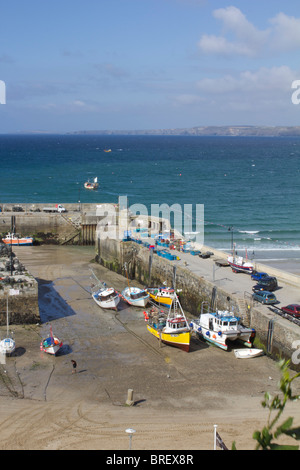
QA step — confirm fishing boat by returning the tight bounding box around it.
[227,244,253,274]
[40,325,63,355]
[121,286,149,307]
[84,177,99,190]
[146,286,175,307]
[92,285,120,310]
[0,298,15,356]
[234,348,264,359]
[2,232,34,246]
[90,270,120,310]
[190,304,255,351]
[145,294,191,352]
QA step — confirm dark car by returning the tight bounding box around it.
[253,291,277,305]
[252,276,278,292]
[281,304,300,318]
[251,271,269,281]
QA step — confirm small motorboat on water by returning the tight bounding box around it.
[40,326,63,355]
[84,177,99,190]
[2,232,34,246]
[145,294,191,352]
[121,286,149,307]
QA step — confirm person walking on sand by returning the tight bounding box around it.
[71,360,77,374]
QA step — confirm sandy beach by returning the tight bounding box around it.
[0,245,299,451]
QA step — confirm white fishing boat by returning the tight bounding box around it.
[90,270,120,310]
[145,294,191,352]
[190,304,255,351]
[0,298,15,356]
[84,177,99,190]
[121,286,149,307]
[92,285,120,310]
[40,325,63,355]
[227,244,253,274]
[234,348,264,359]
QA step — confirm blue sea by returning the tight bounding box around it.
[1,134,300,267]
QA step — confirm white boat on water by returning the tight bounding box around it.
[234,348,264,359]
[121,286,149,307]
[84,177,99,190]
[227,244,253,274]
[190,303,255,351]
[0,298,15,356]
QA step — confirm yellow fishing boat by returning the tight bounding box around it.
[146,286,175,308]
[144,294,191,352]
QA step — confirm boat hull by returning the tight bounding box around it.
[40,336,63,355]
[0,338,16,355]
[147,324,191,352]
[234,348,264,359]
[92,292,120,310]
[190,319,254,351]
[148,292,174,307]
[121,288,149,307]
[3,238,33,246]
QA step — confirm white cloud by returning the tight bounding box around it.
[269,12,300,51]
[198,6,269,57]
[198,6,300,58]
[196,66,296,95]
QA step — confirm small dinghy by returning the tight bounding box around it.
[234,348,264,359]
[40,325,63,355]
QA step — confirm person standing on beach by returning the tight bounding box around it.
[71,360,77,374]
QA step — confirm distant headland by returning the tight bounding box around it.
[68,125,300,137]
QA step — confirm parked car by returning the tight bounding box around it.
[281,304,300,318]
[251,271,269,281]
[252,290,277,304]
[252,276,278,292]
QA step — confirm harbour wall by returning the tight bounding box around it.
[96,237,300,371]
[0,203,117,245]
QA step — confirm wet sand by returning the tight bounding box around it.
[0,245,299,451]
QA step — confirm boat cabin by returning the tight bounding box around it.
[201,311,240,333]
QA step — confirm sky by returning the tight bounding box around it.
[1,0,300,133]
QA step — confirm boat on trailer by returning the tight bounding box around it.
[227,244,253,274]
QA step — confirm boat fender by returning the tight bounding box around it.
[218,331,222,336]
[206,331,210,337]
[212,334,216,339]
[197,327,201,332]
